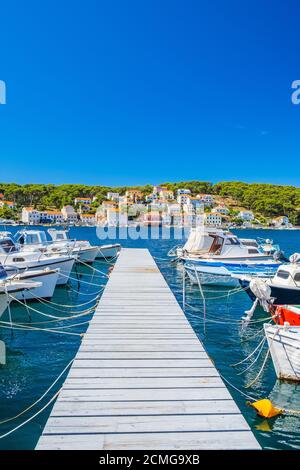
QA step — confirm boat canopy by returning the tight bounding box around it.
[183,228,225,254]
[16,230,48,246]
[48,229,69,241]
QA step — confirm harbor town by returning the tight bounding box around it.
[0,182,297,230]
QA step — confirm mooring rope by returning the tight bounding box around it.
[8,294,96,320]
[0,357,75,437]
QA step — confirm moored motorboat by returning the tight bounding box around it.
[0,270,42,319]
[8,268,60,300]
[48,229,105,263]
[236,255,300,307]
[182,229,280,287]
[270,304,300,326]
[0,236,76,285]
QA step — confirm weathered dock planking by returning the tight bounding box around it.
[36,248,260,450]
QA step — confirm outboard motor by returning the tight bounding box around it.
[273,250,289,263]
[249,278,273,312]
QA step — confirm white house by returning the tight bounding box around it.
[80,214,96,226]
[74,197,92,205]
[177,188,191,195]
[238,210,255,221]
[272,216,289,227]
[159,188,174,200]
[107,192,120,201]
[205,213,222,226]
[61,205,78,224]
[40,211,64,224]
[212,205,229,215]
[21,207,41,224]
[0,200,15,209]
[177,194,191,205]
[197,194,215,206]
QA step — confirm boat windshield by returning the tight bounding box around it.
[0,238,18,254]
[209,236,224,254]
[49,231,68,241]
[225,237,240,245]
[25,232,47,245]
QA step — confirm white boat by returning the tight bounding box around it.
[0,268,42,319]
[9,268,59,300]
[48,229,121,260]
[182,228,280,287]
[264,323,300,382]
[235,254,300,308]
[0,236,76,285]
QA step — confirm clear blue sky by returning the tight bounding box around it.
[0,0,300,186]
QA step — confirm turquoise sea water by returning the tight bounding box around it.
[0,226,300,450]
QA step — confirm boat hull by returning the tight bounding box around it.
[264,324,300,382]
[13,270,59,300]
[96,244,121,259]
[240,279,300,305]
[5,258,75,286]
[185,261,278,288]
[185,265,239,287]
[76,247,99,263]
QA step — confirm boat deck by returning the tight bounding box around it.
[36,248,260,450]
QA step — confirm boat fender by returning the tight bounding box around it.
[247,399,282,418]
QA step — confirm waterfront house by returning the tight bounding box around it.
[80,213,96,226]
[61,205,78,224]
[40,210,64,224]
[21,207,41,224]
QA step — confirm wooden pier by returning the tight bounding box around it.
[36,248,260,450]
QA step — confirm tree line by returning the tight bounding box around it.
[0,181,299,223]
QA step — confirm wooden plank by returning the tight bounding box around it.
[37,431,259,450]
[43,413,250,434]
[36,248,260,450]
[50,399,240,416]
[72,359,213,368]
[67,367,220,378]
[58,388,232,401]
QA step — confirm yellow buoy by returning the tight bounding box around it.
[247,399,282,418]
